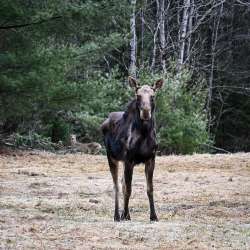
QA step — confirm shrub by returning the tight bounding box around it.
[140,70,210,154]
[10,132,55,150]
[69,69,131,143]
[71,112,104,142]
[49,119,72,144]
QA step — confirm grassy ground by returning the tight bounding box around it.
[0,150,250,249]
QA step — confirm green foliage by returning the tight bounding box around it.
[0,0,130,142]
[49,119,72,143]
[157,72,210,154]
[78,70,130,116]
[67,69,131,142]
[12,132,54,150]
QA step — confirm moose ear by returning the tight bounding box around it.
[128,76,138,90]
[152,78,164,91]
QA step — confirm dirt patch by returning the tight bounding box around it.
[0,151,250,249]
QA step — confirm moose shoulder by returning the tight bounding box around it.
[101,76,164,221]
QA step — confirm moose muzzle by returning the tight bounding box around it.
[140,107,151,121]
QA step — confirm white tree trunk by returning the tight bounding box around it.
[186,0,194,64]
[159,0,166,73]
[177,0,190,71]
[129,0,137,77]
[150,0,160,71]
[140,6,144,68]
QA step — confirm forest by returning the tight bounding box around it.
[1,0,250,154]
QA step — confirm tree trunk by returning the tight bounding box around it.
[150,0,160,71]
[186,0,194,64]
[129,0,137,77]
[159,0,166,73]
[207,3,224,134]
[140,6,145,68]
[177,0,190,71]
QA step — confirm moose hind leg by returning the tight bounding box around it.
[121,162,134,220]
[108,155,120,221]
[145,158,158,221]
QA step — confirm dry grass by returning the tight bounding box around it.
[0,150,250,249]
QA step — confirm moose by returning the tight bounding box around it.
[101,76,164,221]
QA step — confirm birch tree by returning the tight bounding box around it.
[185,0,194,64]
[150,0,160,71]
[159,0,167,73]
[129,0,137,77]
[140,6,145,68]
[177,0,191,71]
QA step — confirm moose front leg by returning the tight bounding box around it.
[145,157,158,221]
[121,161,134,220]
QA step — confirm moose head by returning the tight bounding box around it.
[128,76,164,121]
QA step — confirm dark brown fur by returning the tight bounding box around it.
[101,77,163,221]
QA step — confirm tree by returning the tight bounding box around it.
[129,0,137,77]
[177,0,190,71]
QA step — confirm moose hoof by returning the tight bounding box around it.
[114,213,120,222]
[121,211,131,221]
[150,215,158,222]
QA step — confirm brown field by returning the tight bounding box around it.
[0,150,250,249]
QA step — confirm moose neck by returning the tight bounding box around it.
[125,99,155,136]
